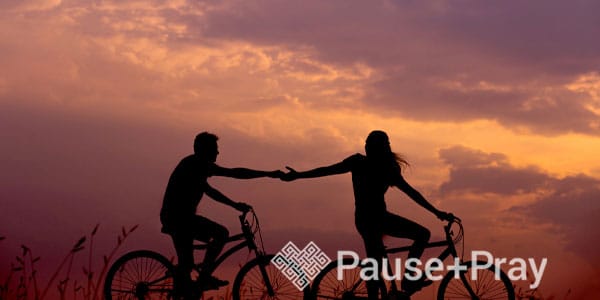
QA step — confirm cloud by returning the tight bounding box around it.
[3,2,600,297]
[1,0,62,12]
[438,145,600,269]
[193,0,600,136]
[511,175,600,267]
[438,145,552,195]
[3,0,600,137]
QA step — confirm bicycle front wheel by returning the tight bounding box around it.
[232,254,308,300]
[310,258,369,300]
[104,250,175,300]
[437,260,515,300]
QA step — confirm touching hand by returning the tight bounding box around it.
[280,166,299,182]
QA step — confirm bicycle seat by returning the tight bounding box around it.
[160,227,209,249]
[193,242,208,250]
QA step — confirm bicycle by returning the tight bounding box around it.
[103,210,308,300]
[309,216,515,300]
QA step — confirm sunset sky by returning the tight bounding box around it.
[1,1,600,299]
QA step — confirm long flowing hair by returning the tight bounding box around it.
[365,131,409,178]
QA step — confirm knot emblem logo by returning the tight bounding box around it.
[271,241,332,290]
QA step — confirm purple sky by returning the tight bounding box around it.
[1,1,600,299]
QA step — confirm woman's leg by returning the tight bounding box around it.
[382,212,431,293]
[382,212,430,260]
[359,227,385,300]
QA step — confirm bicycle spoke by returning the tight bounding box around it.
[105,251,174,300]
[234,256,305,300]
[438,262,513,300]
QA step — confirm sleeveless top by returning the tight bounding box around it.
[342,153,401,232]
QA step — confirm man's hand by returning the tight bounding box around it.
[268,170,285,179]
[436,210,455,222]
[235,202,252,212]
[280,166,299,182]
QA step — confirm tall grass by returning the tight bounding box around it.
[513,270,571,300]
[1,224,138,300]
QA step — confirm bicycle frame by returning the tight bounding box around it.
[191,212,261,268]
[379,219,479,298]
[189,211,277,296]
[105,210,298,300]
[386,220,460,263]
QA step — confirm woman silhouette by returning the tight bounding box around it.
[282,130,453,299]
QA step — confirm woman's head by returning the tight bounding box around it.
[365,130,409,171]
[365,130,392,158]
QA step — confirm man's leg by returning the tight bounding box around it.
[191,216,229,279]
[170,231,195,298]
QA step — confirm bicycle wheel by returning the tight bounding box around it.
[310,258,369,300]
[104,250,175,300]
[232,254,308,300]
[437,260,515,300]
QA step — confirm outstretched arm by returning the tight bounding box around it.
[213,165,283,179]
[394,176,451,221]
[282,161,350,181]
[205,182,251,212]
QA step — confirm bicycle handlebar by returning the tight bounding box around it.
[238,209,254,226]
[447,213,461,224]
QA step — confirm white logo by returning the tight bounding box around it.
[271,241,332,290]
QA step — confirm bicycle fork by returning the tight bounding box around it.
[258,258,276,297]
[458,270,480,300]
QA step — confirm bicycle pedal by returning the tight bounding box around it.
[386,291,410,300]
[197,277,229,291]
[402,279,432,295]
[415,279,433,290]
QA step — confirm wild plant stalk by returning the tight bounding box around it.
[1,264,15,300]
[57,252,77,300]
[39,236,86,300]
[72,280,83,300]
[16,247,28,299]
[90,224,138,300]
[83,224,99,300]
[2,225,139,300]
[22,245,41,300]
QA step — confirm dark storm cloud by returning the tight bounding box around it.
[198,0,600,65]
[512,174,600,267]
[439,146,552,195]
[439,145,600,264]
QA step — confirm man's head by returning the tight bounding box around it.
[194,132,219,162]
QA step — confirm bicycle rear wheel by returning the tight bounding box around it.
[232,254,308,300]
[437,260,515,300]
[104,250,175,300]
[310,258,370,300]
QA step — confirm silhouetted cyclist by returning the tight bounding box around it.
[160,132,283,299]
[282,130,453,300]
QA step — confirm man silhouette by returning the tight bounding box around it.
[160,132,282,298]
